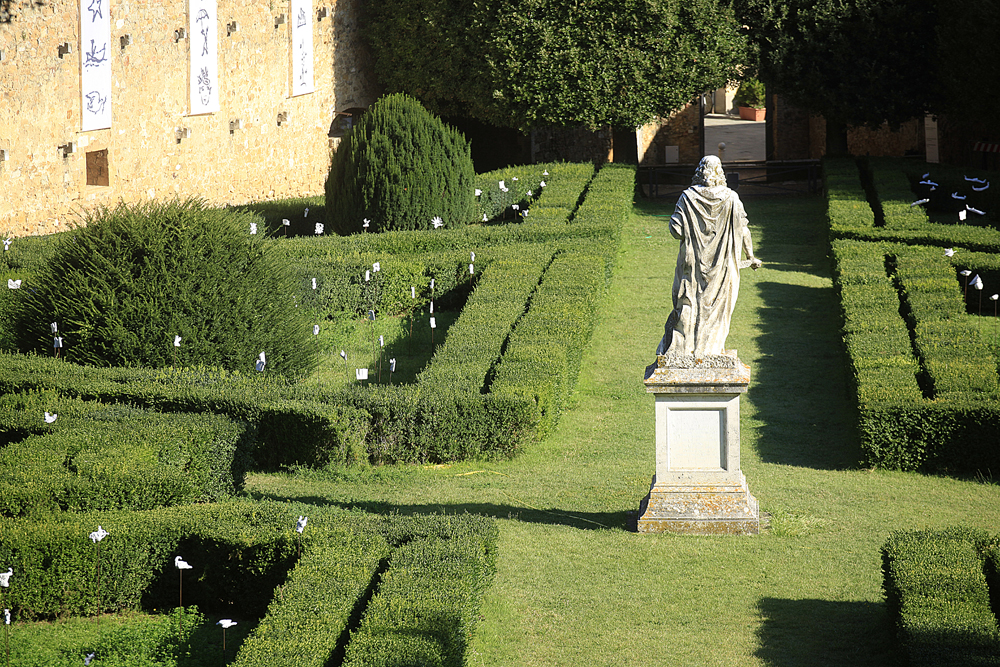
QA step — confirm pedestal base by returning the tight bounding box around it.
[637,474,760,535]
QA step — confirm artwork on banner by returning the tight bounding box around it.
[189,0,219,114]
[291,0,314,96]
[80,0,112,130]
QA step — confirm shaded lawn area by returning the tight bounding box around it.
[247,194,1000,666]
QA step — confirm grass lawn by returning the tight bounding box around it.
[247,194,1000,666]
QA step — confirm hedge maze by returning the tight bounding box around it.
[0,161,635,663]
[827,157,1000,476]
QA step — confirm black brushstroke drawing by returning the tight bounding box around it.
[85,91,107,115]
[196,9,210,57]
[300,40,310,85]
[197,66,212,107]
[88,0,102,22]
[84,39,107,67]
[297,7,307,28]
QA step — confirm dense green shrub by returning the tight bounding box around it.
[882,528,1000,667]
[230,529,390,667]
[325,94,475,234]
[0,393,252,517]
[10,199,318,376]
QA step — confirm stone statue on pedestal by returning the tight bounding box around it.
[639,156,761,535]
[656,155,761,359]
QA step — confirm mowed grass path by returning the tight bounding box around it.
[247,195,1000,666]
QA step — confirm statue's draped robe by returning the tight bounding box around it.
[657,184,749,356]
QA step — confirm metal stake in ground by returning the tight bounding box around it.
[0,567,11,667]
[89,526,109,621]
[218,619,236,661]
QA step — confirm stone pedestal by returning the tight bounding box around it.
[638,352,759,534]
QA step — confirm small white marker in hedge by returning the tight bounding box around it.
[3,609,8,625]
[174,335,182,347]
[85,652,95,665]
[390,358,396,372]
[363,218,370,229]
[429,301,433,314]
[373,262,380,272]
[304,207,310,217]
[314,222,324,235]
[255,352,266,372]
[540,181,546,187]
[311,278,317,289]
[475,189,481,197]
[944,248,955,257]
[0,568,12,587]
[250,222,257,235]
[51,322,58,333]
[471,252,475,262]
[218,619,237,655]
[89,526,108,543]
[483,214,488,222]
[411,286,415,299]
[379,335,384,348]
[430,278,435,291]
[543,170,549,176]
[959,209,967,221]
[972,274,984,290]
[365,270,370,282]
[283,218,290,227]
[470,264,474,275]
[432,216,444,229]
[356,368,368,380]
[430,317,436,329]
[7,279,20,289]
[313,324,320,335]
[296,516,308,533]
[3,238,10,251]
[44,412,57,424]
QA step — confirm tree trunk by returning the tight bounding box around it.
[825,117,849,157]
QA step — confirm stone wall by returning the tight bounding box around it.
[0,0,377,238]
[637,101,701,166]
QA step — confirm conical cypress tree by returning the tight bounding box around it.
[325,93,475,234]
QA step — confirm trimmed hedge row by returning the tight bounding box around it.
[882,528,1000,667]
[0,501,301,618]
[0,501,499,667]
[828,160,1000,474]
[0,357,368,470]
[828,156,1000,252]
[230,528,390,667]
[342,515,499,667]
[0,394,252,517]
[491,251,605,437]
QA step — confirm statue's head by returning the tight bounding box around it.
[692,155,726,188]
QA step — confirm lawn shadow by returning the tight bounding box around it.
[755,598,893,667]
[751,281,862,470]
[247,490,634,531]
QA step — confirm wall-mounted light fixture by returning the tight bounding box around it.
[175,127,192,144]
[274,13,286,29]
[317,7,329,20]
[227,21,239,36]
[277,112,289,126]
[57,42,73,58]
[229,119,244,134]
[0,149,8,162]
[59,142,77,158]
[174,28,187,42]
[0,50,6,62]
[120,34,131,49]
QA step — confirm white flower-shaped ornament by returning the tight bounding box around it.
[89,526,108,543]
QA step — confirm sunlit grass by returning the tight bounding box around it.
[247,194,1000,666]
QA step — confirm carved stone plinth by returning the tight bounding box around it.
[638,352,759,535]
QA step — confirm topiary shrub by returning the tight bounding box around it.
[11,199,318,376]
[325,93,476,234]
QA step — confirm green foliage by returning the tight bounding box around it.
[10,199,317,377]
[325,94,475,234]
[734,78,765,108]
[828,161,1000,475]
[365,0,748,130]
[737,0,938,129]
[0,393,252,517]
[342,514,499,667]
[230,530,390,667]
[882,528,1000,666]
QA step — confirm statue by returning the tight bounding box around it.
[656,156,761,358]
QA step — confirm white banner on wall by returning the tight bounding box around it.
[291,0,314,96]
[80,0,112,130]
[189,0,219,114]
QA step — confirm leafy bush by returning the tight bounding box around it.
[734,78,765,108]
[325,94,475,234]
[10,199,318,377]
[882,528,1000,667]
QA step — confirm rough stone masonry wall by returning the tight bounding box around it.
[0,0,377,238]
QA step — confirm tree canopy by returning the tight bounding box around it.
[365,0,749,130]
[736,0,938,149]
